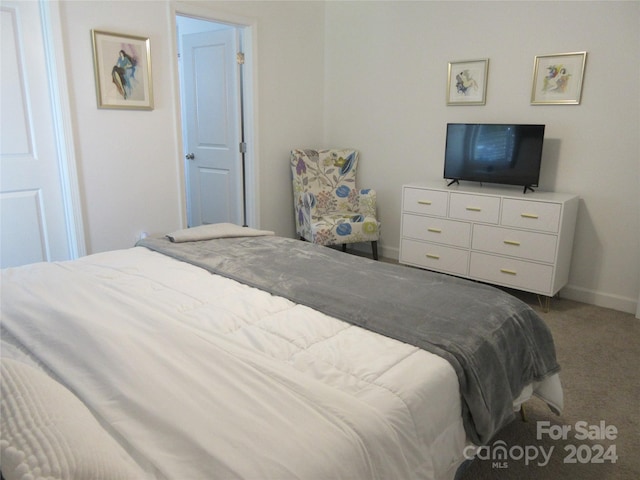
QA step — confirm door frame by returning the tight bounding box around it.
[169,2,259,229]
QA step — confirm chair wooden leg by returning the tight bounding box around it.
[371,241,378,260]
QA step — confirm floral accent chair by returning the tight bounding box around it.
[290,148,380,260]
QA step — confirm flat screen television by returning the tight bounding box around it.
[443,123,545,193]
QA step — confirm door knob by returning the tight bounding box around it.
[185,153,195,160]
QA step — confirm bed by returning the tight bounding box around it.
[0,224,563,480]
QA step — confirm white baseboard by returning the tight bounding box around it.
[560,284,638,316]
[380,244,399,261]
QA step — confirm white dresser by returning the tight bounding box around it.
[399,182,579,297]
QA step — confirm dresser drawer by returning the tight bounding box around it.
[402,214,471,248]
[402,187,448,217]
[449,193,500,224]
[469,252,553,294]
[501,199,561,233]
[472,224,558,263]
[400,239,469,276]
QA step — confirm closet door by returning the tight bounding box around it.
[0,1,74,267]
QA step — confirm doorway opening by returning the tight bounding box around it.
[175,13,256,228]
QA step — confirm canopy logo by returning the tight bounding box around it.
[463,420,619,469]
[463,440,553,468]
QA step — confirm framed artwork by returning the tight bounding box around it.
[91,30,153,110]
[531,52,587,105]
[447,59,489,105]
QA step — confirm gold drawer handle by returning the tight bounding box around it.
[521,213,539,219]
[500,268,517,275]
[427,228,442,233]
[426,254,440,260]
[503,240,521,246]
[466,206,482,212]
[417,200,432,205]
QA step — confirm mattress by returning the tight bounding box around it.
[138,233,563,445]
[1,246,469,479]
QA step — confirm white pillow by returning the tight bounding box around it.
[165,222,274,242]
[1,358,144,480]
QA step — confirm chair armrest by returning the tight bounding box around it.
[295,188,377,220]
[299,192,319,217]
[318,188,377,217]
[293,191,319,239]
[357,188,377,217]
[313,188,375,216]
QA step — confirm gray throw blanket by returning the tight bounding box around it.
[137,235,560,445]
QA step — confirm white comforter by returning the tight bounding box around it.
[1,247,469,480]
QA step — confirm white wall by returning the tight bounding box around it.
[323,1,640,314]
[60,1,184,253]
[56,0,638,313]
[58,0,325,252]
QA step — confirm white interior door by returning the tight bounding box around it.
[0,1,72,268]
[182,28,242,227]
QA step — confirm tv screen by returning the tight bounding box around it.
[443,123,545,191]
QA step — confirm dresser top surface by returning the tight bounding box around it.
[404,181,579,202]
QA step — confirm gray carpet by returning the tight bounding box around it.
[457,290,640,479]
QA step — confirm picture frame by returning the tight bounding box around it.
[531,52,587,105]
[91,30,153,110]
[447,59,489,106]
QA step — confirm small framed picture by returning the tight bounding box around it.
[91,30,154,110]
[531,52,587,105]
[447,59,489,106]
